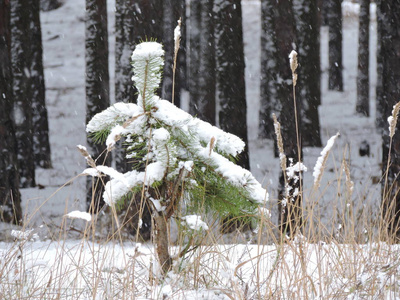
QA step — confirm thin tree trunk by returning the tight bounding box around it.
[328,0,343,91]
[153,211,172,274]
[214,0,249,170]
[0,0,22,224]
[85,0,111,210]
[356,0,370,116]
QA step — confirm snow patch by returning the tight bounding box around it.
[182,215,209,231]
[65,210,92,222]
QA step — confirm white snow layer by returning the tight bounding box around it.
[103,162,166,205]
[130,41,164,62]
[65,210,92,222]
[106,124,127,149]
[182,215,209,231]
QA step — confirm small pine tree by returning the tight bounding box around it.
[81,41,268,275]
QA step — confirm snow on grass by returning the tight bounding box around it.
[0,239,399,299]
[182,215,209,231]
[312,132,340,188]
[65,210,92,222]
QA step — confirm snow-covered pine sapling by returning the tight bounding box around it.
[81,41,268,275]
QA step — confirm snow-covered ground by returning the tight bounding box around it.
[1,1,397,299]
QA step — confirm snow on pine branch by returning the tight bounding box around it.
[83,41,268,207]
[86,102,143,133]
[131,42,164,108]
[103,162,166,205]
[154,99,245,157]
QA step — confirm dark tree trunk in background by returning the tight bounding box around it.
[356,0,370,117]
[10,0,51,187]
[11,0,36,188]
[378,0,400,241]
[162,0,184,106]
[31,0,52,169]
[85,0,110,210]
[115,0,163,106]
[274,0,303,237]
[375,1,384,131]
[178,4,187,92]
[319,0,329,26]
[189,0,216,125]
[214,0,249,170]
[328,0,343,91]
[259,0,278,140]
[0,0,22,224]
[294,0,322,147]
[188,0,200,112]
[115,0,163,172]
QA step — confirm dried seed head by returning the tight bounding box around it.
[273,113,286,172]
[388,101,400,138]
[77,145,96,168]
[289,50,298,86]
[174,18,181,55]
[209,136,216,156]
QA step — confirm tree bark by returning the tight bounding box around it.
[85,0,111,210]
[0,0,22,224]
[378,0,400,241]
[214,0,249,170]
[356,0,370,116]
[328,0,343,91]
